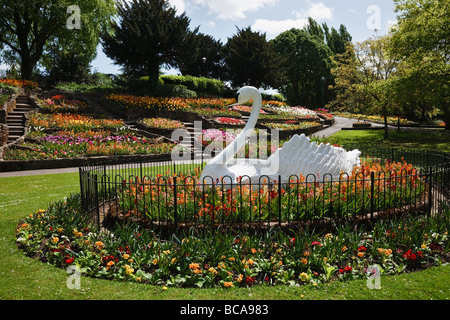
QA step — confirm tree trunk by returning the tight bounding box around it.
[20,54,34,80]
[147,60,161,87]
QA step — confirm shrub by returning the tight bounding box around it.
[160,75,224,96]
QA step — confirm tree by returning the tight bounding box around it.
[176,33,225,80]
[272,28,333,108]
[327,43,372,114]
[223,26,278,88]
[387,0,449,129]
[328,35,400,139]
[323,24,352,55]
[102,0,198,85]
[0,0,115,80]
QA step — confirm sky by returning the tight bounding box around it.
[91,0,399,75]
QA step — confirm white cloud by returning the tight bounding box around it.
[168,0,186,13]
[252,18,308,38]
[387,19,397,29]
[194,0,279,20]
[294,2,334,21]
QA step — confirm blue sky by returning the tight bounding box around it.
[91,0,398,75]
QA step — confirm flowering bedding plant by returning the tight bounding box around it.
[0,78,38,89]
[196,129,236,147]
[232,105,267,114]
[29,113,124,132]
[4,129,175,160]
[214,117,245,125]
[262,121,321,130]
[314,108,334,120]
[265,105,318,119]
[104,94,190,112]
[115,158,427,225]
[15,188,448,289]
[142,118,185,130]
[38,95,87,114]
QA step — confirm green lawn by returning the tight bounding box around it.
[1,171,449,301]
[326,129,450,152]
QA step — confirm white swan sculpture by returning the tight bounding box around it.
[199,86,361,184]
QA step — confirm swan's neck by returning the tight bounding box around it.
[211,94,262,165]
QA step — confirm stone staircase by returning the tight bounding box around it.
[6,95,35,144]
[180,121,204,159]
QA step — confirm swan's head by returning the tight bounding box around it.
[234,86,261,105]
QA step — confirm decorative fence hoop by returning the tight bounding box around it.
[79,147,450,237]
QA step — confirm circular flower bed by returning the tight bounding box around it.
[16,193,449,289]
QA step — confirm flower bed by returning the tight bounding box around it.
[29,113,124,132]
[142,118,185,130]
[193,108,242,119]
[213,117,246,126]
[232,105,267,115]
[105,158,426,225]
[4,129,176,160]
[196,129,236,148]
[15,192,448,289]
[37,95,87,114]
[265,105,318,120]
[104,94,190,112]
[0,78,38,89]
[261,121,323,139]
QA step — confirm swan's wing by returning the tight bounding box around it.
[266,134,360,180]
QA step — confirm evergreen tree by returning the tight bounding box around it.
[177,33,225,80]
[223,27,278,88]
[272,28,333,108]
[102,0,198,84]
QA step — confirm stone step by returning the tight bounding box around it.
[7,113,23,118]
[6,122,23,127]
[12,109,34,114]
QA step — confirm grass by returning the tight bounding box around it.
[325,129,450,152]
[1,171,449,301]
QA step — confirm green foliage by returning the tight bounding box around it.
[272,28,333,108]
[0,0,116,80]
[223,27,278,89]
[102,0,198,84]
[387,0,450,129]
[160,75,225,95]
[176,33,226,79]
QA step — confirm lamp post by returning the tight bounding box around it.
[201,57,207,77]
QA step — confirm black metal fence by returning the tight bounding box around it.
[79,147,450,235]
